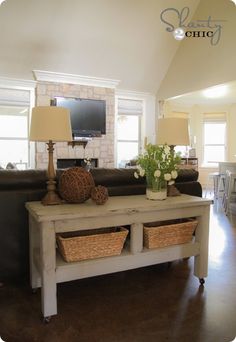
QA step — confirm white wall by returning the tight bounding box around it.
[165,101,236,188]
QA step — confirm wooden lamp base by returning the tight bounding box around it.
[42,140,62,206]
[41,180,62,205]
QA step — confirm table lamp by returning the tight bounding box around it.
[156,117,190,150]
[30,106,72,205]
[156,117,190,196]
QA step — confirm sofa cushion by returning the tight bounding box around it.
[0,170,47,190]
[176,169,199,182]
[90,168,144,187]
[175,181,202,197]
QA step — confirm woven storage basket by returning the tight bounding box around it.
[57,227,128,262]
[143,218,198,249]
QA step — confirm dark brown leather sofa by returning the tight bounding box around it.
[0,168,202,281]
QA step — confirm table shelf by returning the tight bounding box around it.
[55,240,199,283]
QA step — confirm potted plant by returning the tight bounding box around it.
[134,144,181,200]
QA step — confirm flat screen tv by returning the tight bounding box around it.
[52,97,106,138]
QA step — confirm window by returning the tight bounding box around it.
[203,113,226,166]
[0,106,29,169]
[116,98,142,167]
[0,83,35,169]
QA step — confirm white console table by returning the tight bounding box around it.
[26,194,211,321]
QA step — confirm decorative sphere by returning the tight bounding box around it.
[59,167,95,203]
[91,185,109,205]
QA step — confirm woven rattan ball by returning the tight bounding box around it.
[59,167,95,203]
[91,185,109,205]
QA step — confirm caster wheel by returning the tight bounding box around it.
[199,278,205,285]
[43,316,51,324]
[32,288,37,294]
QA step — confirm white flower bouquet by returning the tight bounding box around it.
[134,144,181,191]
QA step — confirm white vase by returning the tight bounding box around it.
[146,187,167,200]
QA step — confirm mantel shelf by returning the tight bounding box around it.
[68,141,88,149]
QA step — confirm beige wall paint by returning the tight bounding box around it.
[165,101,236,187]
[157,0,236,100]
[0,0,199,94]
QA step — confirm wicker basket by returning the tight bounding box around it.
[143,218,198,249]
[57,227,128,262]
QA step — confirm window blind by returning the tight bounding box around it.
[203,112,226,122]
[118,99,143,115]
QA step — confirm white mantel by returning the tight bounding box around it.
[33,70,120,89]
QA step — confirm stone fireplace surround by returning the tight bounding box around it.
[35,81,115,169]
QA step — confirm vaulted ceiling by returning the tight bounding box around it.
[0,0,200,94]
[167,80,236,106]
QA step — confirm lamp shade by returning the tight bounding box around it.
[156,118,190,146]
[29,106,72,142]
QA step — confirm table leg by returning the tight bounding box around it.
[130,223,143,254]
[39,222,57,318]
[29,216,41,289]
[194,206,210,280]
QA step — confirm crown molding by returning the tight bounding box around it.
[0,76,36,89]
[33,70,120,88]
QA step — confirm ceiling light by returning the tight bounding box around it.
[203,85,228,98]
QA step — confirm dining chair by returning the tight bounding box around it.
[223,170,236,215]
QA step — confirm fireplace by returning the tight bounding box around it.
[57,158,98,169]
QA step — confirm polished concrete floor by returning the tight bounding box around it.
[0,202,236,342]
